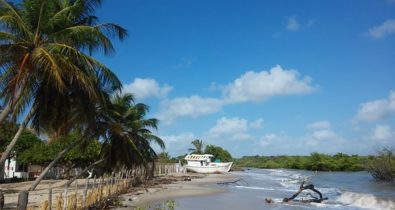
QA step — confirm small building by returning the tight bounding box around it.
[1,153,29,179]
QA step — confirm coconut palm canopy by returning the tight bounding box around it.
[0,0,126,125]
[188,139,204,154]
[0,0,131,180]
[98,93,165,171]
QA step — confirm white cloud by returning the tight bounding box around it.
[354,91,395,122]
[306,121,331,130]
[123,78,173,100]
[157,132,196,156]
[372,124,393,141]
[161,132,196,143]
[208,117,252,140]
[156,65,315,124]
[367,19,395,39]
[310,129,338,141]
[286,16,300,31]
[223,65,315,103]
[250,118,264,129]
[305,121,343,146]
[156,96,224,124]
[259,133,278,147]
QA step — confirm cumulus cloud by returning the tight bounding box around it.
[209,117,246,138]
[367,19,395,39]
[156,65,315,124]
[250,118,264,129]
[157,132,196,156]
[306,121,331,130]
[305,120,343,146]
[286,16,300,31]
[156,96,224,124]
[259,133,278,147]
[207,117,266,141]
[223,65,315,103]
[372,124,393,141]
[354,91,395,122]
[123,78,173,100]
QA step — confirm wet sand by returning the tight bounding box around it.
[115,173,238,209]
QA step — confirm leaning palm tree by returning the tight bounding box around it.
[64,93,165,186]
[188,139,205,154]
[0,0,126,179]
[29,84,113,190]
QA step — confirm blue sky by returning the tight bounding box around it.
[95,0,395,157]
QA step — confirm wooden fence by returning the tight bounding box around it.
[0,163,185,210]
[154,163,186,176]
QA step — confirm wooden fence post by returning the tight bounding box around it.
[74,180,78,209]
[0,191,4,210]
[17,191,29,210]
[48,184,52,210]
[62,186,68,210]
[83,177,88,209]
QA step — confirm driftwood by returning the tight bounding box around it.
[266,181,328,204]
[217,178,249,186]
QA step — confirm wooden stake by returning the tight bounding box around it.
[17,191,29,210]
[0,191,4,210]
[48,184,52,210]
[62,187,67,210]
[83,176,89,209]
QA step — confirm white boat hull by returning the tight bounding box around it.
[186,162,233,173]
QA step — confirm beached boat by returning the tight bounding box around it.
[184,154,233,173]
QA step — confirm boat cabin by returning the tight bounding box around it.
[184,154,214,166]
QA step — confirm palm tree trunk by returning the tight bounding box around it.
[64,158,105,187]
[29,140,82,191]
[0,78,27,125]
[0,107,35,181]
[0,104,12,125]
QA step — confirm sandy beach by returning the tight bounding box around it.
[0,179,90,209]
[0,173,238,209]
[115,173,239,209]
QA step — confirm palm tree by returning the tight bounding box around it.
[188,139,205,154]
[0,0,126,180]
[99,93,165,171]
[29,88,112,190]
[64,93,165,186]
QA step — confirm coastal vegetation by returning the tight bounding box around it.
[188,139,204,154]
[366,148,395,182]
[234,153,367,171]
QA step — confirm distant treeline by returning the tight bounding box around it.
[234,152,368,171]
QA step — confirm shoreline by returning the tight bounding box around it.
[115,173,239,209]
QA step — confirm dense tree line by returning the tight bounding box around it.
[234,152,367,171]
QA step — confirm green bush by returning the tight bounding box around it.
[366,149,395,182]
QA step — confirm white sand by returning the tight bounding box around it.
[1,178,99,209]
[116,173,238,209]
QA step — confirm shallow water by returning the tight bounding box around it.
[165,169,395,210]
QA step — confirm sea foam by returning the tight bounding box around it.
[337,191,395,210]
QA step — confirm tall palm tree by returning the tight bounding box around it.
[0,0,127,180]
[99,93,165,171]
[188,139,204,154]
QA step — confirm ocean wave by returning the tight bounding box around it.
[235,185,295,192]
[337,191,395,210]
